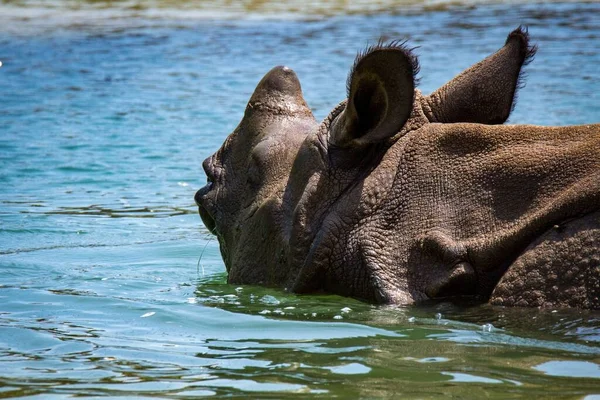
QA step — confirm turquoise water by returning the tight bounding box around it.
[1,1,600,398]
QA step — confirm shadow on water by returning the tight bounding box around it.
[194,273,600,347]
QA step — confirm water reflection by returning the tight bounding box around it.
[1,280,599,397]
[196,275,600,347]
[26,204,196,218]
[534,361,600,378]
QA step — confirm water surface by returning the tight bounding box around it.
[1,1,599,398]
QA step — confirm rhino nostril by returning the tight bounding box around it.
[202,157,216,182]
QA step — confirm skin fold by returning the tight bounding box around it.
[195,27,600,309]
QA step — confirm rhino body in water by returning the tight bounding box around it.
[195,27,600,309]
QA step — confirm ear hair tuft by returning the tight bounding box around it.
[346,39,420,98]
[506,25,538,114]
[507,25,538,67]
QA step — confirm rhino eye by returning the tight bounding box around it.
[246,141,270,187]
[247,159,261,187]
[246,149,265,188]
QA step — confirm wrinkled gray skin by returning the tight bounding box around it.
[195,27,600,309]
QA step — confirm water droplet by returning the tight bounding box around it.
[260,295,280,305]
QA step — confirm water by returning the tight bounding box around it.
[1,1,600,397]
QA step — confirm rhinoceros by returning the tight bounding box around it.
[195,27,600,309]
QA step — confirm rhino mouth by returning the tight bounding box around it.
[195,184,217,234]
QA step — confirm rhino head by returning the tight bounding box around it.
[195,65,318,285]
[195,27,600,309]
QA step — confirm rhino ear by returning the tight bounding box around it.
[425,26,537,124]
[330,42,417,147]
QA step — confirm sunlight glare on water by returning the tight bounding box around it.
[1,0,599,398]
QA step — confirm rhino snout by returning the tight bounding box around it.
[194,184,211,207]
[202,156,217,184]
[195,185,217,234]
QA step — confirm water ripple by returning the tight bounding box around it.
[22,204,197,218]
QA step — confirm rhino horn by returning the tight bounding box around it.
[425,26,537,124]
[246,65,314,119]
[330,42,418,147]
